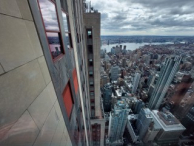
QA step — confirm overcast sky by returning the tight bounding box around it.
[90,0,194,36]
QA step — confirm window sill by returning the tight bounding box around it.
[53,53,64,63]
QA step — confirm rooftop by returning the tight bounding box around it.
[151,110,186,131]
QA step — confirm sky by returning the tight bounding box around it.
[90,0,194,36]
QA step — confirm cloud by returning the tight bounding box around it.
[90,0,194,35]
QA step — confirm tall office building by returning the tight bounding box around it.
[134,99,145,114]
[132,72,141,94]
[110,65,120,81]
[0,0,103,146]
[100,73,110,88]
[84,12,105,146]
[108,98,130,145]
[151,110,185,145]
[122,58,127,68]
[102,83,112,112]
[148,56,181,109]
[136,108,153,140]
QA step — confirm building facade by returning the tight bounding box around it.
[136,108,153,140]
[84,12,106,146]
[108,99,130,145]
[0,0,103,146]
[132,72,141,94]
[151,110,185,145]
[110,65,120,81]
[148,56,182,109]
[102,83,112,112]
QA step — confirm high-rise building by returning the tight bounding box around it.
[100,73,110,88]
[143,121,160,144]
[0,0,103,146]
[111,47,116,54]
[108,98,130,145]
[148,56,182,109]
[84,11,106,146]
[134,99,145,114]
[132,72,141,94]
[122,58,126,68]
[102,83,112,112]
[136,108,153,140]
[110,65,120,81]
[151,110,185,145]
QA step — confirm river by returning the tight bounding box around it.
[101,42,174,52]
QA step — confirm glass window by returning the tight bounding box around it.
[62,11,73,49]
[90,81,94,85]
[38,0,64,60]
[90,92,94,96]
[89,59,93,66]
[46,32,63,59]
[88,45,93,53]
[39,0,59,31]
[89,71,93,76]
[65,33,71,49]
[87,29,92,38]
[62,12,69,31]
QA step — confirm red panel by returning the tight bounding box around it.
[73,69,79,94]
[62,83,73,118]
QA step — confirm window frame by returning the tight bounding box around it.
[87,29,93,39]
[61,9,73,49]
[37,0,65,62]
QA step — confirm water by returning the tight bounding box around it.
[101,42,174,52]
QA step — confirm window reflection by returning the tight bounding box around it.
[65,33,70,49]
[62,12,69,31]
[46,32,62,59]
[38,0,65,60]
[62,11,73,49]
[39,0,59,31]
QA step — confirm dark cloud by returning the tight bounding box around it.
[129,0,194,10]
[150,17,194,27]
[91,0,194,35]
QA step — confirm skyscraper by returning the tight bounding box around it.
[151,110,185,145]
[132,72,141,94]
[108,98,130,145]
[102,83,112,112]
[148,56,182,109]
[110,65,120,81]
[136,108,153,140]
[84,12,106,146]
[122,58,127,67]
[0,0,102,146]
